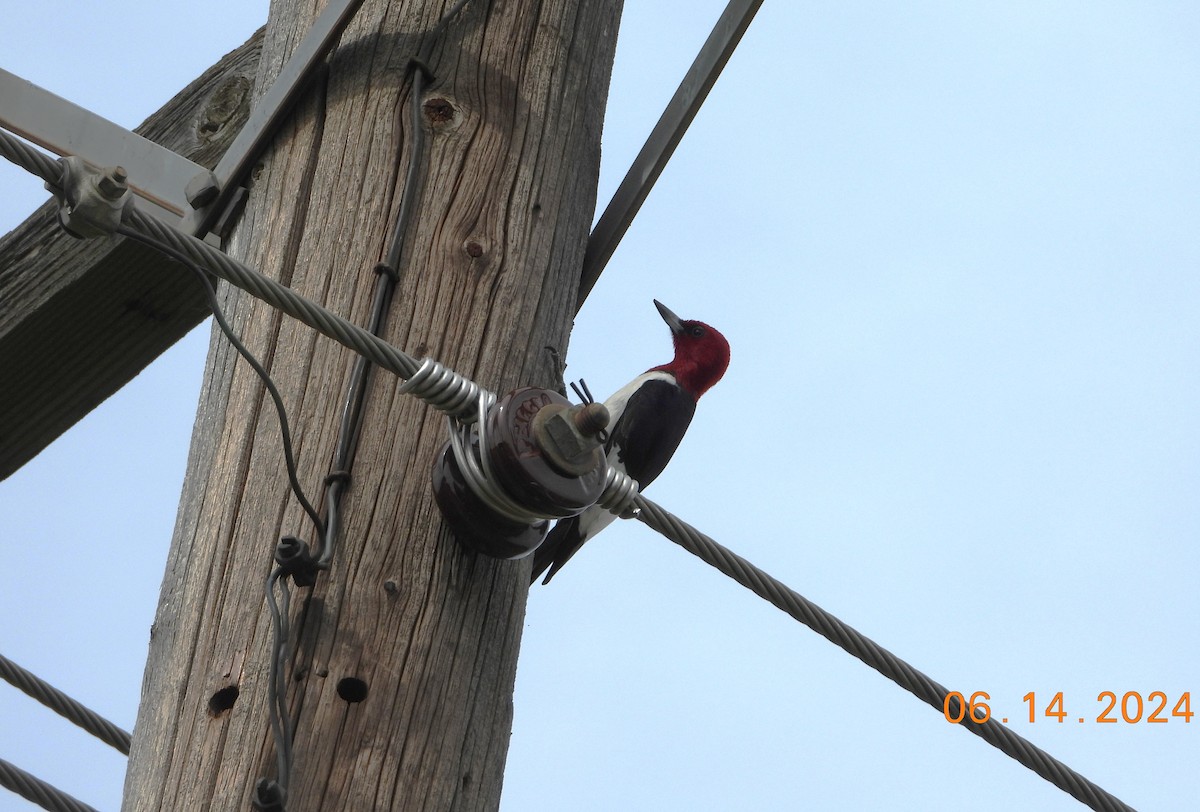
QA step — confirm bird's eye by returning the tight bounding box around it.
[689,325,704,337]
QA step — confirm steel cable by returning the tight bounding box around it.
[129,208,425,381]
[0,128,481,421]
[0,759,99,812]
[0,129,63,188]
[630,495,1136,812]
[0,653,131,755]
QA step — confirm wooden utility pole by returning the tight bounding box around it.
[122,1,622,809]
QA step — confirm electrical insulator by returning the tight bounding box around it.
[432,387,609,559]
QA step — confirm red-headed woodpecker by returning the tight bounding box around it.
[530,300,731,584]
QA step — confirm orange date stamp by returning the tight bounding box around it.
[944,690,1193,725]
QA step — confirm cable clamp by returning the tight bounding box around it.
[275,536,320,587]
[324,470,352,487]
[372,261,399,282]
[251,778,286,812]
[45,156,133,239]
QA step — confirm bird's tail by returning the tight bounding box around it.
[529,515,583,585]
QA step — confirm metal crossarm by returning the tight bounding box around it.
[578,0,764,309]
[180,0,367,237]
[0,68,208,226]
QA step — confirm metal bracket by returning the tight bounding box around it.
[577,0,764,310]
[180,0,367,239]
[0,67,209,228]
[0,0,365,245]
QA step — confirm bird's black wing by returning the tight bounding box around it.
[529,380,696,584]
[605,378,696,488]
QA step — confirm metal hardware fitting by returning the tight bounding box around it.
[45,157,132,239]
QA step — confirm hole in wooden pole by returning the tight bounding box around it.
[207,685,239,717]
[337,677,368,704]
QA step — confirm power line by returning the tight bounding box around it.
[0,759,99,812]
[0,653,130,755]
[630,497,1137,812]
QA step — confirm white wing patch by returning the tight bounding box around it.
[574,370,677,544]
[602,370,675,429]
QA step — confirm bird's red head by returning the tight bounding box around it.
[650,299,731,399]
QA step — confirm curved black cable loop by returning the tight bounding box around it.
[115,226,326,538]
[0,758,99,812]
[0,653,131,755]
[113,225,323,812]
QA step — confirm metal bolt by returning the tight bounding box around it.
[96,166,128,200]
[532,402,610,477]
[186,170,221,209]
[573,402,610,437]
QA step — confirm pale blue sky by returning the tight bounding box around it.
[1,2,1197,810]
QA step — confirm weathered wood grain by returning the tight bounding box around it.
[0,30,263,480]
[122,2,622,810]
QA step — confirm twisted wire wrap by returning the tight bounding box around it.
[0,654,131,755]
[444,396,548,525]
[0,759,99,812]
[399,362,554,523]
[596,465,640,518]
[397,357,492,422]
[630,496,1136,812]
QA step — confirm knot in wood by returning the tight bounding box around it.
[198,76,252,141]
[422,96,462,132]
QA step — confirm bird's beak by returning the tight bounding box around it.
[654,299,685,335]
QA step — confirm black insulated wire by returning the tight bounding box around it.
[114,224,320,812]
[317,266,394,569]
[248,5,469,801]
[263,567,294,803]
[245,4,471,797]
[114,225,326,539]
[112,223,321,812]
[316,61,431,570]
